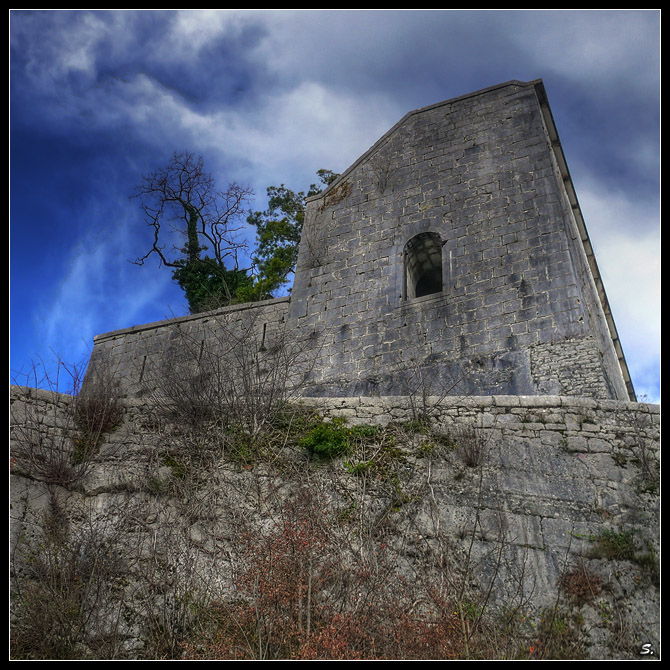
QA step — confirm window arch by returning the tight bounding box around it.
[403,232,443,299]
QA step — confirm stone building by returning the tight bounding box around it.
[88,79,634,402]
[12,80,659,660]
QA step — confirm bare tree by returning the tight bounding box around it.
[132,152,254,312]
[10,357,123,487]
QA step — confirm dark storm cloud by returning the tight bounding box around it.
[11,11,265,129]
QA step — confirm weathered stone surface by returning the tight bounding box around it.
[10,81,654,659]
[10,387,660,659]
[84,80,633,404]
[288,80,632,401]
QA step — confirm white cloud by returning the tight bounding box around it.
[578,185,660,398]
[156,9,248,62]
[215,81,396,182]
[41,241,109,362]
[39,219,176,366]
[89,72,395,196]
[13,11,117,90]
[56,13,105,76]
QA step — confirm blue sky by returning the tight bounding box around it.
[10,10,660,402]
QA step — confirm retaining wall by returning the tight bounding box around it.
[10,387,659,658]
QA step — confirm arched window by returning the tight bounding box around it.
[404,232,443,299]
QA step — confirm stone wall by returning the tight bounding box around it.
[84,81,632,404]
[86,296,291,398]
[12,80,651,660]
[10,386,660,659]
[288,80,630,400]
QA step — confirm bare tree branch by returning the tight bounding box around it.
[131,152,253,271]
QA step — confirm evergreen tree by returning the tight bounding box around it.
[240,169,338,301]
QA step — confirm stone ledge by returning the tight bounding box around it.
[11,386,658,418]
[297,394,656,413]
[92,296,291,343]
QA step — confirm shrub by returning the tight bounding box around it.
[588,530,636,561]
[532,607,586,660]
[181,487,466,660]
[343,460,374,476]
[453,425,487,468]
[10,495,130,659]
[559,561,603,605]
[300,420,351,459]
[298,419,384,461]
[11,358,122,486]
[143,313,320,438]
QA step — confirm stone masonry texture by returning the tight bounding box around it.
[10,81,657,660]
[288,80,630,400]
[10,388,660,658]
[86,79,632,403]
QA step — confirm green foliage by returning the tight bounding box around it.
[297,417,389,461]
[172,258,254,313]
[587,529,658,582]
[133,152,339,310]
[244,169,339,299]
[588,530,637,561]
[402,418,432,435]
[299,418,352,459]
[132,152,254,314]
[347,424,381,439]
[416,441,437,458]
[162,454,187,480]
[225,424,262,466]
[343,460,375,476]
[532,607,586,660]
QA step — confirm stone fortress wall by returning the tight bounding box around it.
[87,80,634,404]
[88,297,291,399]
[288,79,631,400]
[9,385,660,658]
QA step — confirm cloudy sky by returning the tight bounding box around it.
[10,10,660,402]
